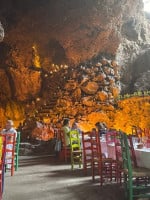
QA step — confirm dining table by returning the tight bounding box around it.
[99,138,150,169]
[81,135,150,169]
[134,147,150,169]
[106,141,150,169]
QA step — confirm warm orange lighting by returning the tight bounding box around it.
[32,44,41,68]
[36,97,40,102]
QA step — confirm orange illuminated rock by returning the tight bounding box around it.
[96,91,108,102]
[81,81,99,94]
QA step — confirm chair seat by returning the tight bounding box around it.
[133,167,150,177]
[85,152,92,156]
[119,131,150,200]
[5,156,14,159]
[93,157,113,163]
[70,130,82,169]
[72,150,82,153]
[102,158,113,162]
[124,167,150,177]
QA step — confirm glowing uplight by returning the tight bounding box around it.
[143,0,150,13]
[32,44,41,68]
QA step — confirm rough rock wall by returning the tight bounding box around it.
[0,0,150,125]
[116,2,150,92]
[0,22,4,42]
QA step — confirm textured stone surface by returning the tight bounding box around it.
[10,67,41,101]
[0,0,150,125]
[0,22,4,42]
[0,0,148,100]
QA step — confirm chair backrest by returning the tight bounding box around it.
[5,133,16,155]
[131,126,143,138]
[120,131,150,200]
[115,132,137,166]
[146,138,150,148]
[58,129,66,148]
[15,132,20,155]
[90,131,102,161]
[69,130,81,151]
[127,135,137,168]
[82,131,91,152]
[0,134,6,168]
[119,131,132,177]
[113,131,122,162]
[106,130,117,144]
[143,128,150,137]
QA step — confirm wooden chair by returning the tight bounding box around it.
[146,138,150,148]
[119,131,150,200]
[82,131,92,175]
[69,130,82,170]
[106,130,123,183]
[0,135,6,200]
[131,126,143,138]
[90,131,117,186]
[5,133,16,176]
[127,134,137,168]
[114,132,138,184]
[143,128,150,137]
[58,130,70,162]
[106,130,117,144]
[15,132,20,171]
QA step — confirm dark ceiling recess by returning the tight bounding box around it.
[48,39,67,65]
[0,42,12,68]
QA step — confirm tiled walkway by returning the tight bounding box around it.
[3,155,125,200]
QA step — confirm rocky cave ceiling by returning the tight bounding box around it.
[0,0,150,127]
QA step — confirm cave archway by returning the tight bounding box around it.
[47,39,67,65]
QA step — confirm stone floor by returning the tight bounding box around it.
[3,155,126,200]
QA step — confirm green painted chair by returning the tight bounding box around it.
[69,130,82,170]
[15,132,20,171]
[119,131,150,200]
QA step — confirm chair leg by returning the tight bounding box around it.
[2,167,5,194]
[15,155,18,171]
[128,178,133,200]
[11,159,15,176]
[0,174,2,200]
[4,164,7,173]
[71,152,74,170]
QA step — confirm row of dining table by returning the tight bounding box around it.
[80,134,150,170]
[100,138,150,169]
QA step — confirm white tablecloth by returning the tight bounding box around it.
[135,147,150,169]
[81,136,150,169]
[105,141,150,169]
[107,143,150,169]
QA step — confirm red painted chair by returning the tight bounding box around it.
[131,126,143,138]
[58,129,71,162]
[106,130,117,143]
[127,134,137,168]
[0,134,6,200]
[143,128,150,137]
[106,130,122,183]
[90,131,117,186]
[82,131,92,175]
[146,138,150,148]
[5,133,16,176]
